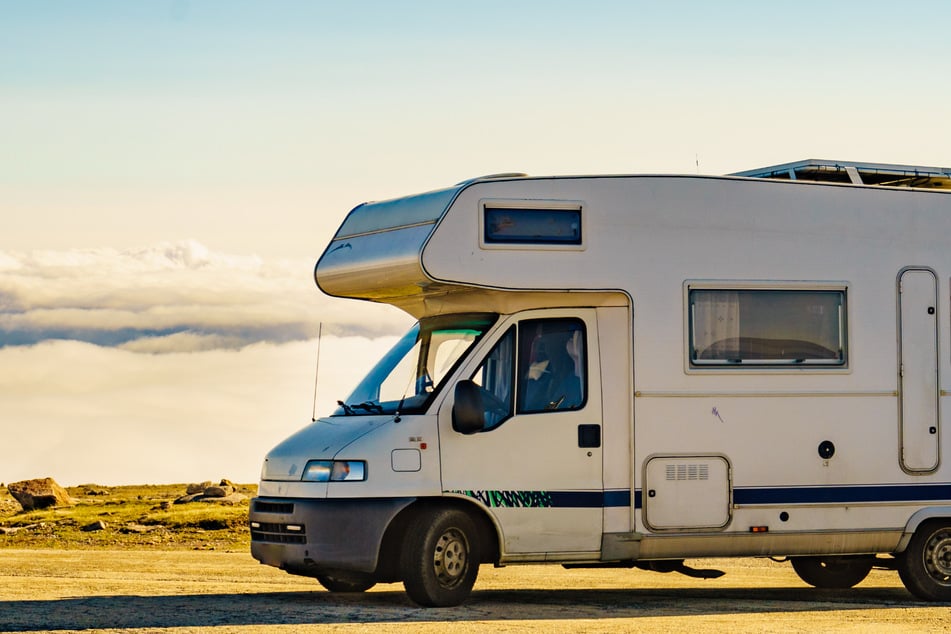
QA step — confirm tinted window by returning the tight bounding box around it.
[484,208,582,245]
[690,289,847,367]
[469,317,588,431]
[517,318,587,412]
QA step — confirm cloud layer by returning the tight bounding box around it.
[0,241,412,485]
[0,240,407,352]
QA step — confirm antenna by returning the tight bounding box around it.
[311,322,323,421]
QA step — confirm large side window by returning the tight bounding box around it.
[689,287,847,367]
[470,318,588,431]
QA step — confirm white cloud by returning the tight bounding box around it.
[0,240,409,351]
[0,241,417,485]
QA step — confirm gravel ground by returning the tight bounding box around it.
[1,549,949,633]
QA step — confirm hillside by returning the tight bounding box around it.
[0,482,255,551]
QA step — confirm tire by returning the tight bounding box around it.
[401,508,480,607]
[897,520,951,601]
[316,572,376,593]
[791,555,874,589]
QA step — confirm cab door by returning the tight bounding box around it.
[439,308,603,557]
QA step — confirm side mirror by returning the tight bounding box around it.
[452,380,485,435]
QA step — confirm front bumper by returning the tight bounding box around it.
[249,496,414,575]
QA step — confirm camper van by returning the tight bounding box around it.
[250,159,951,606]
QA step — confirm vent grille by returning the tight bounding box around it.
[253,501,294,514]
[666,463,709,481]
[250,522,306,544]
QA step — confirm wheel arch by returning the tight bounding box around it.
[896,507,951,553]
[376,496,502,581]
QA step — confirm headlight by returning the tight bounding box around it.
[301,460,366,482]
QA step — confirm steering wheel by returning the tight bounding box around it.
[478,386,510,417]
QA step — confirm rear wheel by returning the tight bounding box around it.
[316,572,376,593]
[791,555,874,589]
[401,508,480,607]
[897,520,951,601]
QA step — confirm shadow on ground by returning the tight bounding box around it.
[0,586,929,631]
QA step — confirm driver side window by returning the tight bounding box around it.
[471,327,515,430]
[471,318,587,431]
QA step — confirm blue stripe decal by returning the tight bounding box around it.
[604,489,632,507]
[549,491,605,508]
[450,489,631,509]
[734,484,951,506]
[453,484,951,510]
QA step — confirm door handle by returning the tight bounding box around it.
[578,424,601,448]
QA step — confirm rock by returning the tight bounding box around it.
[174,493,204,504]
[198,492,248,505]
[186,481,213,495]
[203,485,235,498]
[81,520,107,532]
[7,478,75,511]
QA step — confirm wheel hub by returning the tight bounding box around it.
[924,528,951,583]
[433,528,469,588]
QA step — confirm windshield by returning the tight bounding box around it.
[333,313,498,416]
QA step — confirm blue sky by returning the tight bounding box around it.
[1,1,949,484]
[5,1,949,255]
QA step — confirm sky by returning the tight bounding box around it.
[2,0,950,485]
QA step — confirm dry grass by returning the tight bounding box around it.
[0,483,255,551]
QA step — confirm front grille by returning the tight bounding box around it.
[253,500,294,514]
[250,522,307,544]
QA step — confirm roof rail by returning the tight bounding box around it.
[732,159,951,189]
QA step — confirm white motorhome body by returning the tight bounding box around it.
[250,160,951,606]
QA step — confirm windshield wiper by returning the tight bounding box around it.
[352,401,384,414]
[337,400,383,415]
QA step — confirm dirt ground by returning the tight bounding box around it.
[1,549,949,633]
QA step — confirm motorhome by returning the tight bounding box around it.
[250,159,951,606]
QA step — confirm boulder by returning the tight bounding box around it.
[203,485,235,498]
[173,493,204,504]
[7,478,75,511]
[198,492,248,505]
[176,479,246,504]
[186,481,213,495]
[175,490,247,505]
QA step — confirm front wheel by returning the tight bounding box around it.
[401,508,480,607]
[316,572,376,593]
[898,520,951,601]
[791,555,874,589]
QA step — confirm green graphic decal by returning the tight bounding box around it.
[451,489,553,508]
